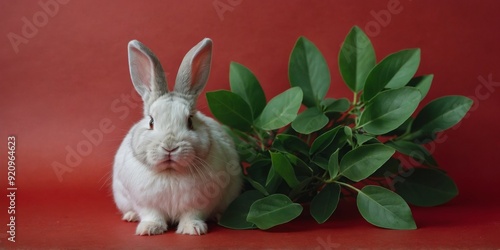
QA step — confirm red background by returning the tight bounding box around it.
[1,0,500,248]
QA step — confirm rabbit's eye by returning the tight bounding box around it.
[187,116,193,130]
[149,116,154,130]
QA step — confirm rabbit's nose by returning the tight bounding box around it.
[162,146,179,153]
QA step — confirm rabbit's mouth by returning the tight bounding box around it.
[154,150,194,173]
[157,159,185,173]
[160,159,176,167]
[163,154,174,162]
[158,152,177,165]
[156,162,179,174]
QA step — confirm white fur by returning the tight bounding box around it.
[112,38,242,236]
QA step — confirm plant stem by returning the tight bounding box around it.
[335,181,361,193]
[397,131,419,141]
[353,92,358,106]
[252,127,266,151]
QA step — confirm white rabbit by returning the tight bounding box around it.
[112,38,242,236]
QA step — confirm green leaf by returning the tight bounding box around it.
[372,157,401,177]
[312,127,349,166]
[246,160,272,195]
[354,134,374,146]
[270,152,300,189]
[340,144,395,181]
[289,36,331,107]
[327,149,340,178]
[383,117,413,136]
[339,26,376,92]
[311,155,329,171]
[407,75,433,100]
[273,134,309,157]
[386,140,438,167]
[344,126,353,145]
[206,90,253,132]
[229,62,267,118]
[410,96,473,139]
[247,194,303,230]
[225,127,258,162]
[310,183,341,224]
[244,176,269,196]
[236,145,257,163]
[288,177,314,202]
[309,126,342,155]
[358,87,421,135]
[363,49,421,101]
[284,153,313,176]
[357,185,417,230]
[218,190,265,229]
[322,98,350,113]
[254,87,303,130]
[264,167,283,194]
[291,107,329,134]
[395,168,458,207]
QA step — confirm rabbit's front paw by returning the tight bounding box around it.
[122,211,139,222]
[135,221,167,236]
[176,219,207,235]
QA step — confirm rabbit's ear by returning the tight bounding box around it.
[174,38,212,105]
[128,40,168,105]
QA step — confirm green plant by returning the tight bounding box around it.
[207,26,473,230]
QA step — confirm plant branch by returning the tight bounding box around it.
[252,127,266,151]
[335,181,361,193]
